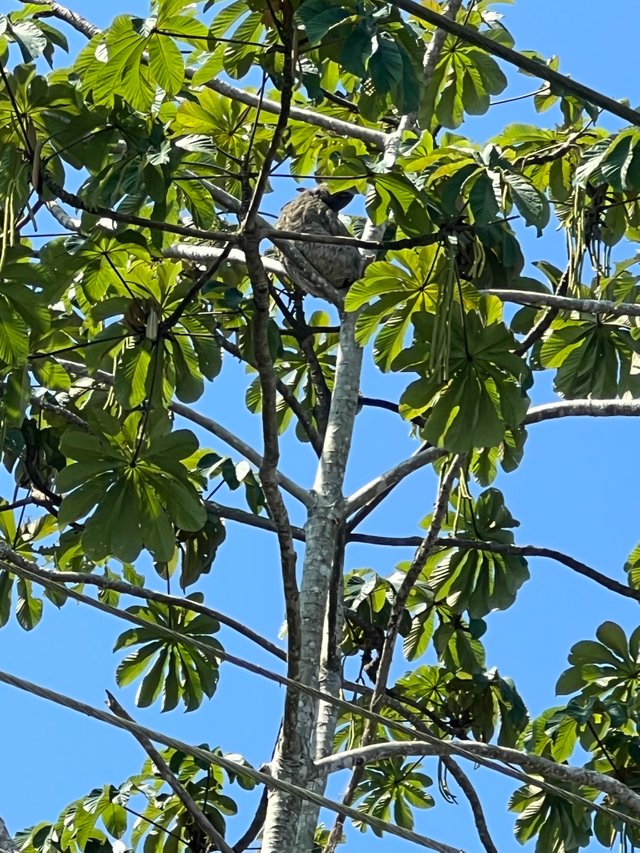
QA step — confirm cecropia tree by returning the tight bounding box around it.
[2,1,640,852]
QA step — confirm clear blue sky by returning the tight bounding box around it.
[2,1,640,851]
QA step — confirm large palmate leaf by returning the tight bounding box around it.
[114,596,221,711]
[398,309,530,451]
[57,416,206,563]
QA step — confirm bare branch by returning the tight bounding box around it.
[244,226,303,853]
[19,0,99,38]
[486,288,640,321]
[209,501,305,545]
[202,78,389,151]
[344,446,447,517]
[315,740,640,816]
[422,0,464,84]
[524,399,640,424]
[511,267,572,356]
[107,692,235,853]
[164,243,286,277]
[232,787,268,852]
[43,175,240,244]
[441,758,498,853]
[373,457,462,704]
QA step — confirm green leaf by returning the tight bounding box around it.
[0,296,29,365]
[149,31,185,95]
[501,170,550,234]
[295,0,350,46]
[114,343,153,409]
[0,570,14,628]
[369,33,403,96]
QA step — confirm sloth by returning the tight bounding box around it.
[275,184,362,295]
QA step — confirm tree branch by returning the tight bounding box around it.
[4,552,286,660]
[106,692,235,853]
[524,399,640,424]
[163,402,311,506]
[231,787,268,852]
[441,758,498,853]
[485,288,640,321]
[511,268,572,356]
[202,78,389,151]
[439,537,640,602]
[214,330,323,455]
[372,457,462,705]
[290,310,365,850]
[0,818,18,853]
[315,740,640,817]
[343,446,447,518]
[3,540,632,829]
[163,243,285,277]
[19,0,99,38]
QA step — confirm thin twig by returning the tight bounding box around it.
[106,692,235,853]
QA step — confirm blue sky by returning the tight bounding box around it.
[2,1,640,851]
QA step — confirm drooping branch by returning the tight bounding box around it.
[440,758,498,853]
[0,669,462,853]
[315,740,640,817]
[107,692,236,853]
[0,548,286,660]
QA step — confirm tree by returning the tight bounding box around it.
[1,0,640,850]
